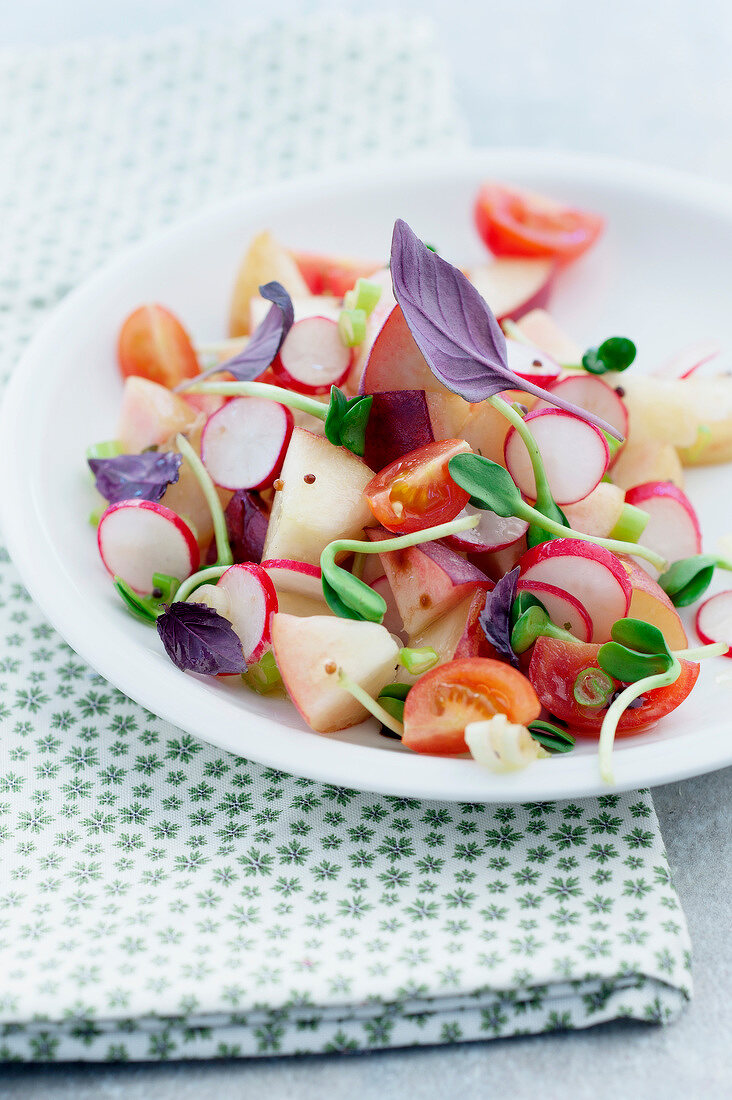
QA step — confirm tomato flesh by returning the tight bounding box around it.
[118,304,199,389]
[291,251,381,298]
[474,184,604,262]
[365,439,471,534]
[528,636,699,736]
[403,657,541,755]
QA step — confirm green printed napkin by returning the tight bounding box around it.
[0,17,690,1062]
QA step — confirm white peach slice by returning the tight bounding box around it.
[118,376,198,454]
[262,428,374,566]
[271,613,400,732]
[229,230,309,337]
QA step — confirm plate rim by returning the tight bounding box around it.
[4,145,732,801]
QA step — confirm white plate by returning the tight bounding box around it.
[3,148,732,801]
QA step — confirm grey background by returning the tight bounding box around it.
[2,0,731,1095]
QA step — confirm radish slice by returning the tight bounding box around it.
[534,374,629,439]
[201,397,293,491]
[624,481,702,580]
[273,316,352,394]
[516,578,593,642]
[654,339,721,379]
[505,339,561,389]
[446,502,528,554]
[504,408,610,505]
[98,499,199,595]
[370,575,406,641]
[696,591,732,656]
[261,558,323,600]
[217,562,278,663]
[519,539,631,643]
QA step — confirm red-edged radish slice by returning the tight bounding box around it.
[201,397,293,491]
[696,591,732,656]
[515,578,593,643]
[519,539,631,643]
[445,503,529,554]
[468,258,555,322]
[261,558,323,600]
[505,339,561,389]
[273,316,352,394]
[370,575,406,641]
[624,481,702,579]
[216,562,278,663]
[654,339,721,379]
[504,408,610,505]
[534,373,629,440]
[98,499,199,595]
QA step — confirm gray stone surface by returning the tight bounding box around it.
[2,1,731,1095]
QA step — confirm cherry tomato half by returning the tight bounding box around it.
[365,439,471,535]
[403,657,541,755]
[291,251,381,298]
[528,636,699,735]
[118,304,199,389]
[474,183,604,262]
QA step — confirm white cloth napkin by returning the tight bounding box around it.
[0,17,690,1062]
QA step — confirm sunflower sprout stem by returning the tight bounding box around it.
[673,641,729,661]
[337,670,404,737]
[175,433,233,568]
[598,659,681,785]
[322,513,481,570]
[489,395,555,514]
[173,565,231,604]
[516,500,667,572]
[181,380,328,420]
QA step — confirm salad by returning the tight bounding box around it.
[86,183,732,782]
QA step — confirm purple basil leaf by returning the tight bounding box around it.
[157,602,247,675]
[222,281,295,381]
[478,566,520,668]
[390,219,622,439]
[89,451,182,504]
[181,281,294,390]
[224,489,270,564]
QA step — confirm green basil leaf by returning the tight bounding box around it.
[528,720,575,754]
[658,554,717,607]
[610,617,670,657]
[448,453,522,518]
[597,641,672,683]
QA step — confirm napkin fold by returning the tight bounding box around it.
[0,16,690,1062]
